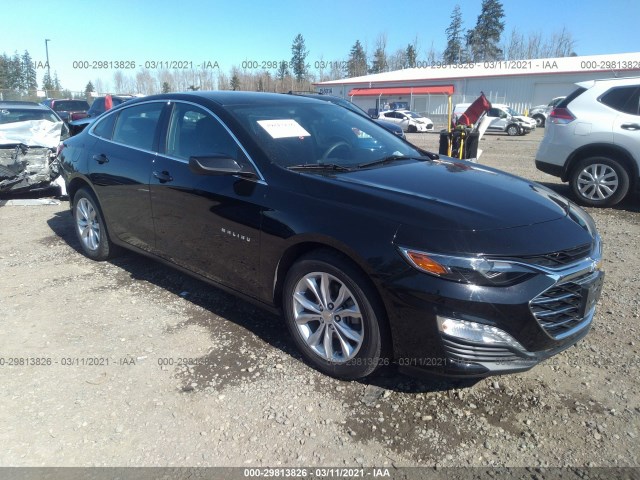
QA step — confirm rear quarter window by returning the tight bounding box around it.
[558,87,586,108]
[599,86,640,115]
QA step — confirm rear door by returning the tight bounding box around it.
[601,85,640,166]
[87,101,165,251]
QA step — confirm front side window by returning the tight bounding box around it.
[111,102,163,151]
[92,112,117,139]
[600,86,640,115]
[165,103,240,160]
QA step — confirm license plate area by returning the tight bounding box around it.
[579,271,605,317]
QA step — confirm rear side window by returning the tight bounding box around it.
[600,86,640,115]
[558,87,586,108]
[92,113,117,139]
[112,103,163,151]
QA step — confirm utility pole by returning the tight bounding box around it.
[45,39,51,80]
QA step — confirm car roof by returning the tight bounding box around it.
[124,91,323,108]
[0,101,51,110]
[576,76,640,89]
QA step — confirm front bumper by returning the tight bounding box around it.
[384,251,603,378]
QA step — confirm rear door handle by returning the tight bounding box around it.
[621,123,640,131]
[92,154,108,164]
[153,170,173,183]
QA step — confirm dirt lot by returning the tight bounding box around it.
[1,128,639,470]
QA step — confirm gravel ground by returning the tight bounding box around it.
[0,128,638,469]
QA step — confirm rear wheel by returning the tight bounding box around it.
[282,250,388,379]
[73,187,119,260]
[533,114,545,127]
[570,156,630,207]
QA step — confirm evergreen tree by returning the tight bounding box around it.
[84,81,95,100]
[8,52,22,91]
[52,72,62,93]
[466,0,505,62]
[0,54,9,90]
[230,74,240,91]
[443,5,465,64]
[369,35,388,74]
[161,81,171,93]
[346,40,368,77]
[276,60,289,82]
[42,71,54,92]
[290,34,308,82]
[405,44,417,68]
[21,50,37,91]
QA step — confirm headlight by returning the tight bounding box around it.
[398,247,535,286]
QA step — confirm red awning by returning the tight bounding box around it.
[348,85,454,96]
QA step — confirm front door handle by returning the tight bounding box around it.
[621,123,640,131]
[92,154,108,164]
[153,170,173,183]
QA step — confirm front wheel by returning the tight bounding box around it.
[506,124,520,136]
[570,157,630,207]
[282,251,388,379]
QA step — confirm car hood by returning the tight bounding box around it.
[300,158,570,233]
[515,115,536,125]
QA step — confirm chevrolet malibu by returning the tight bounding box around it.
[59,92,604,380]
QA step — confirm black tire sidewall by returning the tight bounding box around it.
[570,157,630,207]
[282,253,385,379]
[72,188,112,260]
[507,124,519,136]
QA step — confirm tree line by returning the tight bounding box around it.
[1,0,577,99]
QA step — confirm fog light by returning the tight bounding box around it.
[437,316,526,351]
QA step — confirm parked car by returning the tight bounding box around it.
[379,110,434,132]
[536,77,640,207]
[289,92,405,139]
[454,103,535,136]
[0,101,68,193]
[68,95,135,135]
[529,96,565,127]
[41,98,90,123]
[59,92,604,380]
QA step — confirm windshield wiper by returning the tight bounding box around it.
[287,163,353,172]
[357,155,429,169]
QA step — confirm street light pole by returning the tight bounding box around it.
[44,39,51,85]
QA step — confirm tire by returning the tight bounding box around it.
[72,187,119,260]
[570,156,630,207]
[506,124,520,136]
[408,124,417,133]
[282,250,388,379]
[533,115,545,128]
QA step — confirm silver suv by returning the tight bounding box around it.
[536,77,640,207]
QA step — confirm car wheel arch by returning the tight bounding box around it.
[271,241,394,352]
[564,143,637,186]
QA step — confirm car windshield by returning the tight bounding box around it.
[406,112,423,118]
[505,107,522,116]
[227,102,420,169]
[53,100,89,111]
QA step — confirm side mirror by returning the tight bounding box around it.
[189,155,257,179]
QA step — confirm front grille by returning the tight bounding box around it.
[511,243,592,268]
[530,271,597,338]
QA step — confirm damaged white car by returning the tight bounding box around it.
[0,101,68,194]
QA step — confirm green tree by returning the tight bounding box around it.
[161,81,171,93]
[42,71,54,92]
[466,0,505,62]
[406,44,417,68]
[346,40,368,77]
[21,50,37,91]
[230,74,240,91]
[84,81,95,100]
[369,35,388,74]
[443,5,465,64]
[0,54,9,90]
[7,52,22,91]
[290,34,308,82]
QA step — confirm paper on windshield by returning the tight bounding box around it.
[257,119,310,139]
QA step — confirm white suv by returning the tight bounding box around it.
[536,77,640,207]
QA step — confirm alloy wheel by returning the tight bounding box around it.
[292,272,364,363]
[577,163,619,201]
[75,197,101,251]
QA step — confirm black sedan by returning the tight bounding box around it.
[59,92,604,380]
